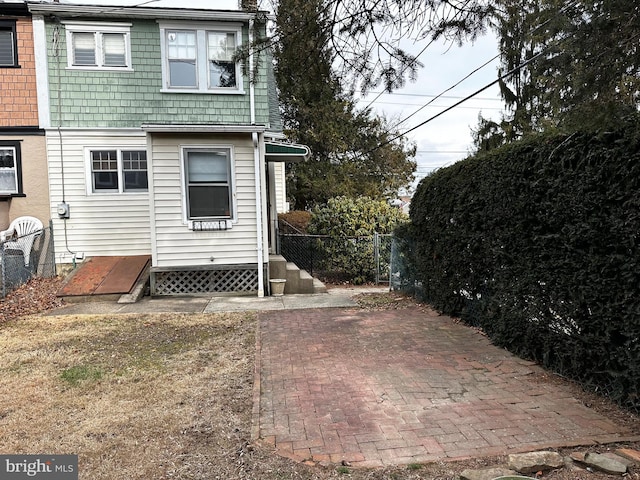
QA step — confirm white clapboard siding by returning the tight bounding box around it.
[47,130,152,262]
[273,162,288,213]
[149,133,266,268]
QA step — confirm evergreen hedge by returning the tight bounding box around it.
[405,125,640,410]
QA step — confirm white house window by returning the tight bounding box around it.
[0,21,17,67]
[207,32,236,88]
[183,147,233,220]
[160,23,243,93]
[102,33,127,66]
[89,149,147,193]
[0,144,20,195]
[167,30,197,87]
[65,22,132,70]
[122,150,148,191]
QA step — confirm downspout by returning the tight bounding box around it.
[52,21,77,264]
[249,16,265,297]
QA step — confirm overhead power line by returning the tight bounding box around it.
[372,45,552,153]
[391,53,500,129]
[366,100,503,110]
[374,0,585,154]
[365,91,502,101]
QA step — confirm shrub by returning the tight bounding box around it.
[278,210,311,234]
[308,196,407,284]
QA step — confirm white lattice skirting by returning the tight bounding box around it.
[151,265,260,295]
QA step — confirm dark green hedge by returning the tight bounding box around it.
[405,126,640,410]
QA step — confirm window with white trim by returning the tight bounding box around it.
[160,23,243,93]
[89,149,147,193]
[0,142,22,195]
[0,20,18,67]
[65,22,132,69]
[183,147,233,220]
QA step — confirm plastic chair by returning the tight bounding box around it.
[0,216,44,267]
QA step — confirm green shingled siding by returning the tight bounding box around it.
[47,20,272,128]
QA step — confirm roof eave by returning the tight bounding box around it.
[142,124,267,134]
[27,3,266,21]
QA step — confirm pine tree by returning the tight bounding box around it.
[474,0,640,152]
[273,0,416,209]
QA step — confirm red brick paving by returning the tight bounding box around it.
[254,306,636,467]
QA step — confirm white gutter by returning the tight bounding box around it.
[249,17,265,297]
[142,124,266,133]
[27,4,263,21]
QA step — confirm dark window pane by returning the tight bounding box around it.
[124,171,148,191]
[210,61,236,88]
[188,185,230,218]
[93,172,118,190]
[0,30,15,66]
[0,148,14,168]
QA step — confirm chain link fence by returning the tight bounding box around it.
[278,233,392,284]
[389,234,422,295]
[1,221,56,298]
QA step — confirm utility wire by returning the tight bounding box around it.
[365,91,502,101]
[374,0,584,152]
[391,53,500,129]
[371,45,551,154]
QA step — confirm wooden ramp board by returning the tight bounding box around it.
[94,255,150,295]
[59,256,150,297]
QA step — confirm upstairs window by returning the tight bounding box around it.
[65,22,132,70]
[167,30,197,87]
[0,21,18,67]
[88,149,147,194]
[207,32,236,88]
[160,23,243,93]
[0,142,22,195]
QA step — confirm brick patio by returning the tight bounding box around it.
[254,306,636,467]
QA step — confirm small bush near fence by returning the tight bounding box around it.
[291,196,405,284]
[397,124,640,412]
[1,223,56,298]
[279,233,392,284]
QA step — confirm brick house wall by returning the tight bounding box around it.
[0,17,39,127]
[0,11,49,228]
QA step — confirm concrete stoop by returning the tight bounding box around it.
[268,254,326,294]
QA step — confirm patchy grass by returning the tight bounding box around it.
[0,312,258,479]
[60,365,104,386]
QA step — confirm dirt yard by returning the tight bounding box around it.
[0,278,638,479]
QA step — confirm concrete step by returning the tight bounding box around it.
[297,269,315,294]
[269,254,325,295]
[118,262,151,303]
[268,254,287,279]
[313,278,327,294]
